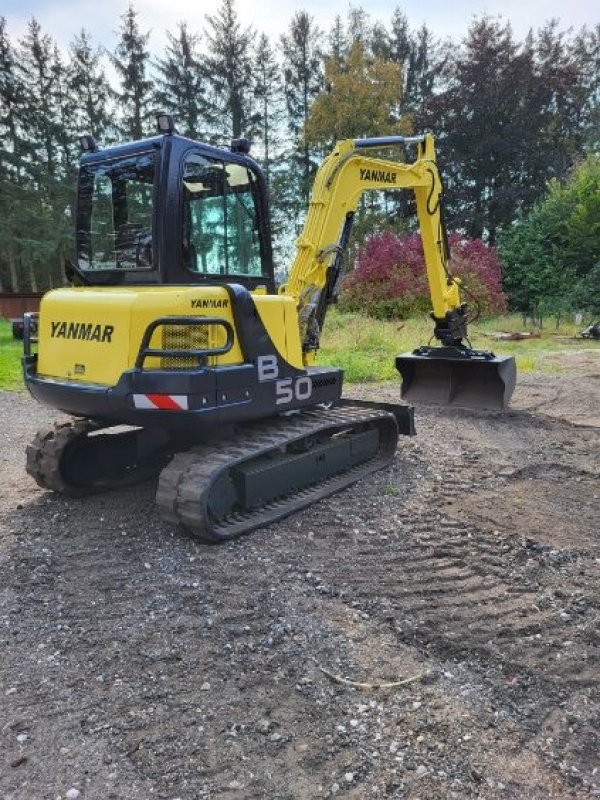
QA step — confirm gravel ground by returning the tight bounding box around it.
[0,360,599,800]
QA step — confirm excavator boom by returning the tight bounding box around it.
[282,133,516,410]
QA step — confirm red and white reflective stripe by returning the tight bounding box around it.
[133,394,189,411]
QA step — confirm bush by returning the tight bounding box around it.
[499,156,600,319]
[339,231,507,319]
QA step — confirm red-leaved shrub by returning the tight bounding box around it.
[340,231,507,319]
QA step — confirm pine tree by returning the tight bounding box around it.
[371,22,392,61]
[51,44,77,171]
[0,17,23,169]
[532,20,587,179]
[389,8,411,66]
[428,18,525,241]
[328,16,348,67]
[0,17,25,290]
[204,0,255,140]
[575,24,600,152]
[111,4,153,140]
[69,29,112,142]
[346,6,370,49]
[16,19,57,180]
[281,11,323,204]
[253,33,282,185]
[154,22,207,140]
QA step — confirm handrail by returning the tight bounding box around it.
[135,316,234,370]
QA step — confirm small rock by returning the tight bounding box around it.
[66,790,81,800]
[330,782,340,794]
[227,780,243,790]
[344,772,355,784]
[256,718,272,734]
[415,765,428,777]
[200,682,211,691]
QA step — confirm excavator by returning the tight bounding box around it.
[22,114,516,541]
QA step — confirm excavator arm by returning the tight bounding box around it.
[281,134,516,409]
[281,134,462,358]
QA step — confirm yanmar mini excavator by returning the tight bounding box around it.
[22,115,516,541]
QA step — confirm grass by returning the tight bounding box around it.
[319,309,599,383]
[0,310,597,391]
[0,319,24,390]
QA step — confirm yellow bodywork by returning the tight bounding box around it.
[281,134,461,363]
[37,286,303,386]
[37,133,462,385]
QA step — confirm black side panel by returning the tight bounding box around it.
[225,283,304,376]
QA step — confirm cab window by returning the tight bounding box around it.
[182,153,264,277]
[78,151,156,271]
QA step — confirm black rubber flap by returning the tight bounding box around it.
[396,351,516,410]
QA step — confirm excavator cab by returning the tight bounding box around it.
[72,127,275,292]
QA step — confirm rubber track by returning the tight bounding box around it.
[26,419,107,497]
[156,406,399,543]
[26,419,169,497]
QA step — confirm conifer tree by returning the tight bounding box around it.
[0,17,25,289]
[389,8,411,66]
[204,0,255,140]
[154,22,207,140]
[69,29,112,142]
[253,33,281,186]
[51,44,77,171]
[346,6,370,48]
[111,4,153,140]
[281,11,323,204]
[12,19,69,289]
[0,18,23,169]
[371,22,392,61]
[328,16,348,67]
[16,19,57,180]
[575,24,600,152]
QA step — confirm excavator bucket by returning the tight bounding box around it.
[396,346,516,411]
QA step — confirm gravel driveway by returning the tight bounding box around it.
[1,366,598,799]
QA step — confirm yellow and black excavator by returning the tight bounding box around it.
[22,115,516,541]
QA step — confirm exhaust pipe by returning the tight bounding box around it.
[396,346,517,411]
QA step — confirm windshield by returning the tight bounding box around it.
[182,153,264,277]
[77,151,156,271]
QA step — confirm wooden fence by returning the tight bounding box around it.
[0,292,44,320]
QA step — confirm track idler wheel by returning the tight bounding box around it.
[26,419,172,496]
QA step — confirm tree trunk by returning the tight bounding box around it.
[28,259,38,293]
[7,243,19,292]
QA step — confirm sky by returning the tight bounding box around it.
[3,0,598,56]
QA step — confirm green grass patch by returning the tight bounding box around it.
[320,309,599,383]
[0,319,24,391]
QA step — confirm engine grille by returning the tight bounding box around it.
[161,324,211,369]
